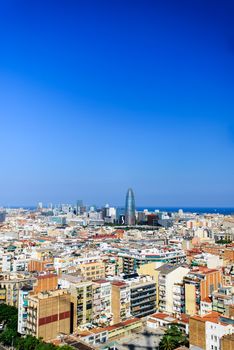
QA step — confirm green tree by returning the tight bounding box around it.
[16,335,40,350]
[0,327,18,346]
[159,325,189,350]
[35,343,57,350]
[159,335,176,350]
[0,304,18,323]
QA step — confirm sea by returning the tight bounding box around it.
[137,207,234,215]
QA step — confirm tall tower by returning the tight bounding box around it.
[125,188,136,226]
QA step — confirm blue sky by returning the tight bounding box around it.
[0,0,234,207]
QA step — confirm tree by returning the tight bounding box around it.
[159,325,189,350]
[0,327,18,346]
[0,304,73,350]
[35,343,57,350]
[159,335,176,350]
[16,335,40,350]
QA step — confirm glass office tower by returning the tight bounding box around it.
[125,188,136,226]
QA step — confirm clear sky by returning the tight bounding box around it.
[0,0,234,207]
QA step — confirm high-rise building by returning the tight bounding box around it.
[129,278,157,318]
[184,267,222,316]
[26,289,71,341]
[111,281,131,324]
[125,188,136,226]
[0,211,6,223]
[76,200,83,215]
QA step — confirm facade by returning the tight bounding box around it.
[107,318,142,341]
[18,285,33,334]
[33,273,58,294]
[120,247,186,273]
[156,265,190,313]
[184,268,222,316]
[200,297,212,316]
[122,255,141,275]
[111,281,131,324]
[125,188,136,226]
[0,272,36,307]
[26,289,71,341]
[189,312,233,350]
[129,279,156,317]
[78,318,142,345]
[92,279,112,326]
[221,334,234,350]
[70,281,93,328]
[212,286,233,314]
[1,253,12,272]
[28,258,54,273]
[173,282,185,315]
[18,274,58,335]
[78,261,105,281]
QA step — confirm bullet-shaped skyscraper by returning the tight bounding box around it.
[125,188,136,226]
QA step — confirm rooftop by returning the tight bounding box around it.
[155,264,179,274]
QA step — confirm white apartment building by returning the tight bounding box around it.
[156,264,190,313]
[206,318,233,350]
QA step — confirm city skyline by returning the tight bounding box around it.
[0,1,234,206]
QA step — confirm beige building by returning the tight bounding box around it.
[221,334,234,350]
[70,281,93,329]
[184,268,222,316]
[0,272,36,307]
[189,312,233,350]
[78,261,105,281]
[111,281,131,324]
[155,264,189,313]
[26,289,71,341]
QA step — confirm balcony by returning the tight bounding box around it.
[132,297,156,307]
[131,291,156,301]
[159,285,166,291]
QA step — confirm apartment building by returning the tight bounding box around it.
[70,281,93,328]
[1,253,13,272]
[129,277,156,318]
[184,268,222,315]
[120,247,186,274]
[212,286,233,314]
[26,289,71,341]
[189,312,233,350]
[173,282,185,315]
[103,257,121,277]
[17,273,58,335]
[28,258,54,273]
[78,261,105,281]
[18,285,33,334]
[92,279,112,326]
[155,264,189,313]
[221,334,234,350]
[200,297,212,316]
[111,281,131,324]
[0,272,36,307]
[121,255,141,275]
